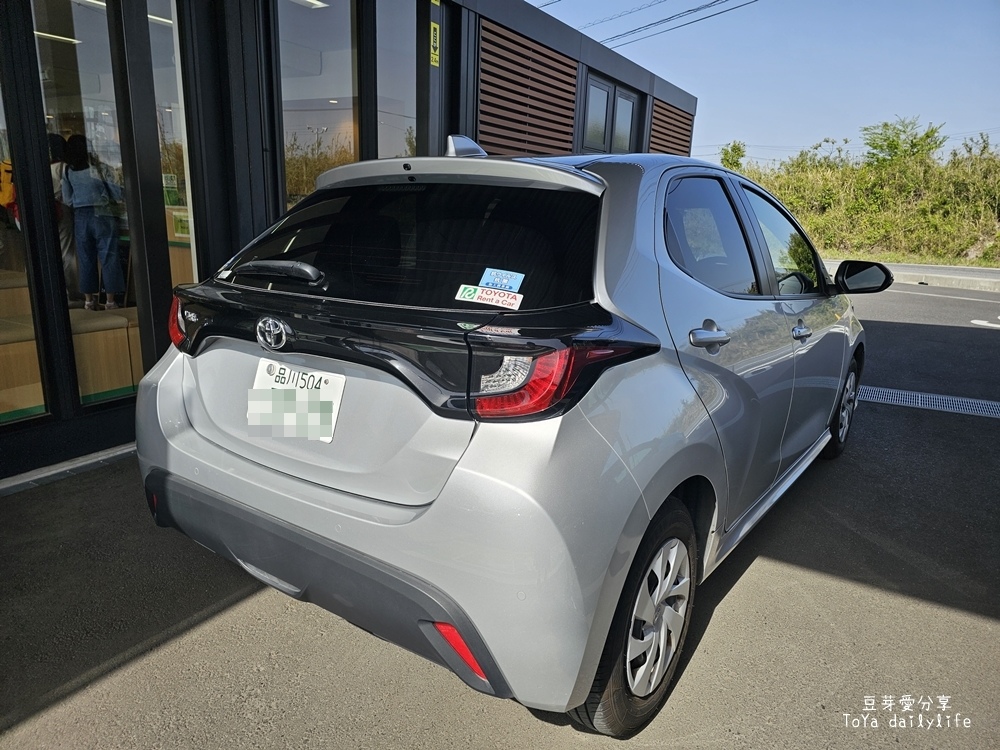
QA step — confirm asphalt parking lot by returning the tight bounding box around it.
[1,281,998,749]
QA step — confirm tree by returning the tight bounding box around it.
[720,141,746,171]
[860,117,946,167]
[403,126,416,157]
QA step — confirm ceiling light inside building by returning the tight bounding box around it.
[76,0,173,25]
[34,31,81,45]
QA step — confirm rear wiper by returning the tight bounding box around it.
[234,260,325,286]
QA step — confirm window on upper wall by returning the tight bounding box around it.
[612,92,637,153]
[582,75,640,154]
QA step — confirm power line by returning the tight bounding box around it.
[608,0,760,48]
[600,0,738,44]
[578,0,675,31]
[535,0,563,8]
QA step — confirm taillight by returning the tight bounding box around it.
[473,349,572,418]
[471,345,643,420]
[168,295,186,349]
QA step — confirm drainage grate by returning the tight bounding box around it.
[859,386,1000,419]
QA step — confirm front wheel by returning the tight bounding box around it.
[821,358,859,459]
[568,500,697,738]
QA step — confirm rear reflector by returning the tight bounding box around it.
[433,622,487,680]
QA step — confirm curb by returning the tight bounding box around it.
[0,443,136,497]
[886,272,1000,293]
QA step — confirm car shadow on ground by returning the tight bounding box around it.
[0,457,262,731]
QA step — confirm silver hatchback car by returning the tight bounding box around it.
[136,139,892,737]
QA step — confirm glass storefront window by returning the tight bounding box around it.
[0,83,47,424]
[32,0,141,405]
[149,0,198,287]
[376,0,416,159]
[278,0,358,208]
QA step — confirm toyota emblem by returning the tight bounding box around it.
[256,317,292,351]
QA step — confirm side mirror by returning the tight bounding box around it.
[834,260,893,294]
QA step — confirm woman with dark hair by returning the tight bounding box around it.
[49,133,81,302]
[61,134,125,310]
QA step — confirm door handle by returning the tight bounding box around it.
[791,323,813,341]
[689,323,731,353]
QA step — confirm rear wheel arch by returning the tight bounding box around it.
[852,342,865,378]
[644,476,717,583]
[667,476,717,583]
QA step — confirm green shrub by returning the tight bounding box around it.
[723,119,1000,266]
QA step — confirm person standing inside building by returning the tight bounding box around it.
[48,133,83,305]
[61,134,125,310]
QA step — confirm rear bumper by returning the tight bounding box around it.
[136,345,660,711]
[144,467,512,698]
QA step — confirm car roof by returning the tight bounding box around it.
[522,153,717,172]
[314,152,727,194]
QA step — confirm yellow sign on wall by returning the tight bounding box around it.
[430,21,440,67]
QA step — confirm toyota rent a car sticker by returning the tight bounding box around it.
[456,268,525,309]
[455,284,523,310]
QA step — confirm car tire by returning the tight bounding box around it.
[568,499,697,738]
[821,357,859,459]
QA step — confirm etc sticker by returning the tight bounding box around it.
[478,267,525,293]
[456,284,523,310]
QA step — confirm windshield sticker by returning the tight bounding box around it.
[456,284,523,310]
[478,267,525,293]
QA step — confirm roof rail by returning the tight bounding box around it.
[445,135,488,158]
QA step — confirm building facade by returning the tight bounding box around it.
[0,0,696,479]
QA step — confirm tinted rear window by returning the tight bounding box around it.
[223,182,599,311]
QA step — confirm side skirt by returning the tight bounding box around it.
[702,431,831,579]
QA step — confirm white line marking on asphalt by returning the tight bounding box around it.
[971,317,1000,329]
[886,288,1000,304]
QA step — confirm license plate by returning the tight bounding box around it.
[247,359,346,443]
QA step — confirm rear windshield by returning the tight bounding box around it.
[221,182,599,311]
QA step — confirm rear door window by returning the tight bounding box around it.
[222,182,600,311]
[663,177,760,295]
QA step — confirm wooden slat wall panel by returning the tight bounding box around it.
[477,19,577,156]
[650,98,694,156]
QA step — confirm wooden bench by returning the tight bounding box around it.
[0,269,30,317]
[0,307,141,422]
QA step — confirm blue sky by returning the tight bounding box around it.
[534,0,1000,164]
